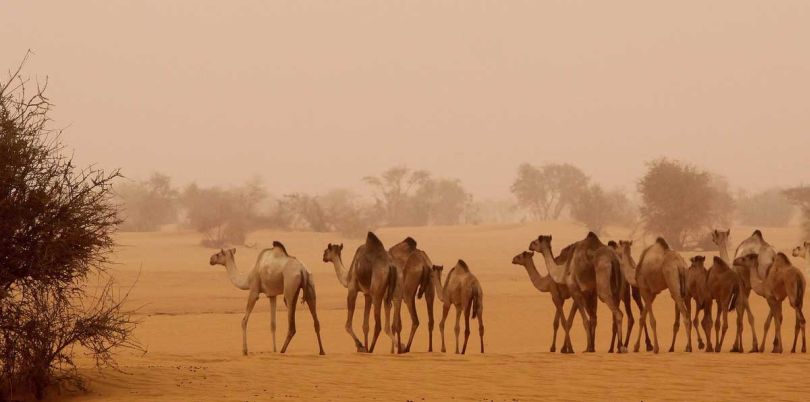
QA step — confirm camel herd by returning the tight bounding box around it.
[207,230,810,356]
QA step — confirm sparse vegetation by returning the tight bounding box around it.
[510,163,589,220]
[0,58,138,399]
[784,186,810,240]
[116,172,178,231]
[736,188,795,227]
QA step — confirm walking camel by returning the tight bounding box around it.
[322,232,401,353]
[208,243,325,355]
[685,255,711,350]
[430,261,485,354]
[615,238,692,353]
[511,250,577,353]
[735,252,806,353]
[710,229,752,352]
[607,240,654,352]
[388,237,437,352]
[530,233,626,353]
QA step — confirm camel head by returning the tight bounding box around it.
[530,235,552,254]
[733,253,759,269]
[689,255,707,270]
[607,240,618,251]
[322,243,343,263]
[511,251,534,266]
[209,248,236,266]
[617,240,633,257]
[793,241,809,259]
[711,229,730,247]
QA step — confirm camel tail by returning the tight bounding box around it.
[471,282,483,319]
[301,269,316,305]
[385,264,397,307]
[610,258,622,303]
[797,274,805,311]
[678,267,687,300]
[416,268,430,300]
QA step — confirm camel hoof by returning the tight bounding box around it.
[550,346,556,353]
[802,347,807,353]
[698,342,705,350]
[646,344,654,352]
[356,346,367,353]
[749,346,759,353]
[319,351,326,356]
[242,351,248,356]
[685,346,692,353]
[633,345,640,353]
[618,346,627,354]
[653,346,660,354]
[668,347,675,353]
[705,346,714,353]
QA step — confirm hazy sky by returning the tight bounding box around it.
[3,1,809,198]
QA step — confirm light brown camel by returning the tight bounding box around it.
[685,256,711,350]
[615,238,692,353]
[388,237,436,352]
[511,250,577,353]
[531,233,626,353]
[793,241,810,263]
[732,230,777,352]
[209,243,324,355]
[712,229,758,352]
[607,240,653,352]
[735,252,806,353]
[430,260,485,354]
[322,232,400,353]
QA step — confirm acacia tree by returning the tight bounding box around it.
[570,184,636,235]
[0,57,138,399]
[362,166,430,226]
[638,159,732,249]
[510,163,589,220]
[116,172,178,231]
[737,188,795,227]
[784,186,810,239]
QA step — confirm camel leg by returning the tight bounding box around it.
[719,302,730,353]
[550,302,562,353]
[241,291,259,356]
[634,291,649,353]
[368,296,384,353]
[760,312,773,353]
[795,304,807,353]
[382,298,396,354]
[623,288,635,349]
[702,302,714,352]
[669,304,680,353]
[631,286,652,350]
[269,296,278,353]
[439,302,451,353]
[453,305,463,354]
[426,290,436,352]
[362,294,372,350]
[478,308,485,354]
[305,292,325,355]
[279,289,300,353]
[646,293,660,353]
[691,299,705,350]
[714,300,722,352]
[560,302,579,354]
[745,298,759,353]
[586,295,599,353]
[771,300,784,353]
[607,300,625,353]
[345,289,366,352]
[404,296,419,353]
[461,299,472,355]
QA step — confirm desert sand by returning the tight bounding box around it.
[56,222,810,401]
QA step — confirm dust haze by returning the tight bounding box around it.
[3,1,810,198]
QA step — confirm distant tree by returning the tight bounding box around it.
[414,178,473,225]
[276,189,380,237]
[570,184,636,235]
[736,188,795,227]
[363,166,430,226]
[638,159,733,249]
[116,172,178,231]
[0,58,138,399]
[784,186,810,239]
[510,163,589,220]
[179,180,267,247]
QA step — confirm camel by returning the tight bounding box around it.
[734,252,806,353]
[322,232,401,353]
[710,229,756,352]
[615,238,692,353]
[730,229,779,352]
[511,250,577,353]
[530,233,626,353]
[607,241,653,352]
[388,237,436,352]
[685,256,711,350]
[703,255,744,352]
[208,243,325,355]
[793,241,810,263]
[430,261,485,354]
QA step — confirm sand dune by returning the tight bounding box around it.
[56,223,810,401]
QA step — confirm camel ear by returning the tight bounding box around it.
[725,230,730,236]
[339,243,343,250]
[230,248,236,255]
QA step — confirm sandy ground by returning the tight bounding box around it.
[50,222,810,401]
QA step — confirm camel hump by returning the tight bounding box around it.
[655,237,670,250]
[776,252,792,265]
[403,237,417,250]
[456,259,470,272]
[586,231,599,241]
[365,232,386,253]
[752,229,763,238]
[713,256,728,267]
[272,241,289,256]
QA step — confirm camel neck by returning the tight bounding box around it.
[748,261,767,297]
[330,255,350,288]
[224,257,251,290]
[431,271,445,303]
[717,242,730,264]
[538,247,567,284]
[520,259,552,292]
[617,252,638,287]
